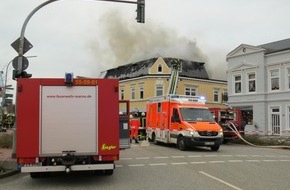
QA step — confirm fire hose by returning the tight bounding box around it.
[227,121,290,149]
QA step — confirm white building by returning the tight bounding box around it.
[227,38,290,136]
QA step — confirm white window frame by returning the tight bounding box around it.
[286,67,290,90]
[233,74,242,94]
[213,88,219,102]
[287,105,290,130]
[131,87,135,100]
[139,85,144,99]
[155,85,164,96]
[247,72,256,93]
[268,68,280,92]
[185,86,197,96]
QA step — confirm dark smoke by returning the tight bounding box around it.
[87,10,226,80]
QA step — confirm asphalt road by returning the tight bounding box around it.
[1,143,290,190]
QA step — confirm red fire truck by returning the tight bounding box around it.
[209,108,242,143]
[16,76,125,177]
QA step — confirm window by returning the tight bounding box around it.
[287,68,290,89]
[158,65,162,72]
[120,89,124,100]
[131,87,135,100]
[156,85,163,96]
[234,75,241,93]
[139,86,144,99]
[288,106,290,129]
[248,73,256,92]
[214,89,219,102]
[185,86,197,96]
[270,69,279,91]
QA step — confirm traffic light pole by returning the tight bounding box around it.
[17,0,145,75]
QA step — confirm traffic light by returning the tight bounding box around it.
[12,70,32,80]
[136,0,145,23]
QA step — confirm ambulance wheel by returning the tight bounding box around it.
[177,136,187,151]
[210,145,220,151]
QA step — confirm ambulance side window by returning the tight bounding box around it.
[171,108,180,123]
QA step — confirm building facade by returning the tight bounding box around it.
[227,38,290,136]
[102,57,227,113]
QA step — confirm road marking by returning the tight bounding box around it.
[190,161,206,164]
[245,160,260,162]
[188,155,202,158]
[199,171,243,190]
[171,162,188,165]
[128,164,145,167]
[250,155,263,157]
[228,160,243,163]
[154,156,169,159]
[115,165,123,168]
[204,155,218,157]
[136,157,150,160]
[262,160,277,162]
[221,155,233,157]
[149,163,167,166]
[172,156,185,158]
[236,155,247,157]
[120,157,133,160]
[279,160,290,162]
[209,161,225,164]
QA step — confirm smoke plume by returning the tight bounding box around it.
[87,10,225,80]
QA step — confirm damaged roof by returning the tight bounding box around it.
[258,38,290,54]
[103,57,209,80]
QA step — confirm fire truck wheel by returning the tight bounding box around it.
[210,145,220,151]
[177,136,187,151]
[104,169,114,175]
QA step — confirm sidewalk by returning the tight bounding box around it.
[0,148,18,178]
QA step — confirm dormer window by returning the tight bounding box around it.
[158,65,162,73]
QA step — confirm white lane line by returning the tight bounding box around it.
[204,155,218,157]
[171,162,188,165]
[188,155,202,158]
[172,156,185,158]
[149,163,167,166]
[136,157,150,160]
[115,165,123,168]
[199,171,243,190]
[128,164,145,167]
[209,161,226,164]
[236,155,247,157]
[190,161,206,164]
[228,160,243,163]
[221,155,233,157]
[245,160,260,162]
[250,155,263,157]
[262,160,277,162]
[154,156,169,159]
[279,160,290,162]
[120,158,133,160]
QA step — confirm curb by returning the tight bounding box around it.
[0,169,18,179]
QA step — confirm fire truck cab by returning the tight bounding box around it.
[146,95,223,151]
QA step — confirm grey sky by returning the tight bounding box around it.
[1,0,290,85]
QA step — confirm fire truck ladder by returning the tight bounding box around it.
[167,59,181,94]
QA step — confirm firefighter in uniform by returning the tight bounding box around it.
[129,113,140,143]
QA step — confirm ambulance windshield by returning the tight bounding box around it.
[180,108,215,122]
